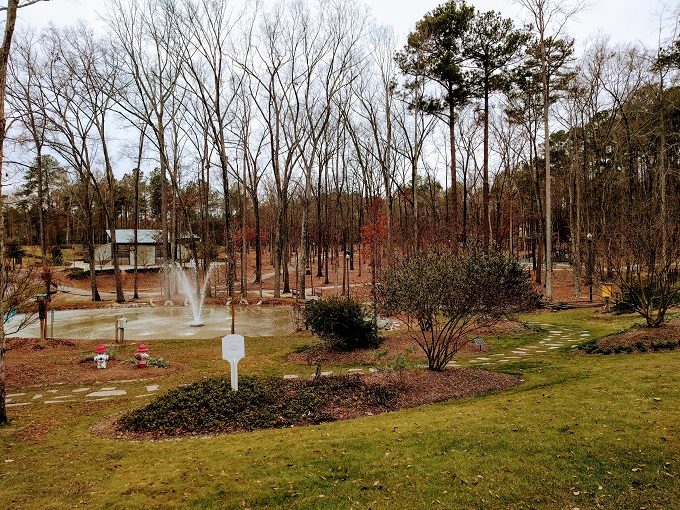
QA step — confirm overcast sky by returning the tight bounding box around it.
[5,0,675,187]
[15,0,674,51]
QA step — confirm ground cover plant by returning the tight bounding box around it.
[118,375,387,436]
[116,370,519,437]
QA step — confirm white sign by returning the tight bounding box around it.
[222,334,245,391]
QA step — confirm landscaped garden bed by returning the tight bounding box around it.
[111,369,521,439]
[578,317,680,354]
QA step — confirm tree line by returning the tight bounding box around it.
[2,0,679,308]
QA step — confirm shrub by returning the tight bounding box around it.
[147,357,170,368]
[118,375,395,436]
[51,245,63,265]
[304,297,380,351]
[636,340,648,352]
[379,249,540,371]
[579,338,599,353]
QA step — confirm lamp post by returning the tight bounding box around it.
[345,250,350,299]
[587,233,594,303]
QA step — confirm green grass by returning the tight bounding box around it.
[2,309,680,509]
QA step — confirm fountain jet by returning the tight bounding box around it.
[170,262,219,326]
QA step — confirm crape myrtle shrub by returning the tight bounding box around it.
[303,296,380,351]
[118,375,396,436]
[379,248,540,371]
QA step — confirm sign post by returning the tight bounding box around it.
[221,334,245,391]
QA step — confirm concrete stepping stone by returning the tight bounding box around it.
[475,357,491,361]
[512,351,528,355]
[46,390,58,394]
[320,371,333,376]
[6,393,25,398]
[32,394,43,400]
[549,330,562,334]
[45,399,77,404]
[86,389,127,397]
[135,394,154,398]
[145,385,159,392]
[283,374,298,379]
[72,388,91,393]
[369,368,378,373]
[347,368,364,373]
[6,402,31,408]
[491,353,505,357]
[52,395,74,400]
[536,350,547,353]
[481,362,494,365]
[548,346,560,350]
[506,356,521,359]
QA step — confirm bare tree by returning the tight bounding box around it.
[106,0,186,299]
[0,0,52,427]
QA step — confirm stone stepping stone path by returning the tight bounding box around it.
[4,323,595,405]
[3,382,162,406]
[452,322,591,367]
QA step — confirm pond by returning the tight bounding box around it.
[6,305,294,340]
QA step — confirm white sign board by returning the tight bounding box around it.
[222,334,245,391]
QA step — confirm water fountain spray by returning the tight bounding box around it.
[171,262,219,326]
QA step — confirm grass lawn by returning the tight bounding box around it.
[1,309,679,509]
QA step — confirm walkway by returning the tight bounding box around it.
[3,322,591,407]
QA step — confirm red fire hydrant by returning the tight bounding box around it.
[135,343,149,368]
[94,344,109,369]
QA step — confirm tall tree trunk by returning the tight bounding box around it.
[448,95,458,251]
[482,77,490,247]
[159,123,170,300]
[541,34,553,302]
[220,156,234,298]
[133,128,144,300]
[0,0,19,425]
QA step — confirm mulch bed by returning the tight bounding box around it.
[591,318,680,352]
[100,368,521,441]
[327,368,520,420]
[287,319,530,365]
[4,338,183,388]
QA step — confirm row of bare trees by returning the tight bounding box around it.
[1,0,679,310]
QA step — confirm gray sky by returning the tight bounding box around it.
[16,0,672,50]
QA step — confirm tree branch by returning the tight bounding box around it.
[0,0,50,11]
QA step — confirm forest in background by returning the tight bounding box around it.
[1,0,679,307]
